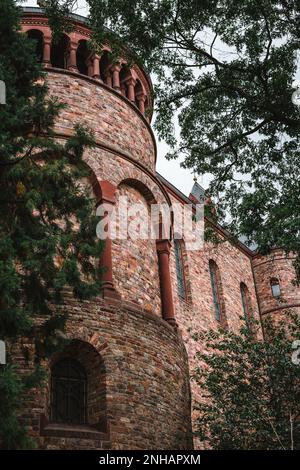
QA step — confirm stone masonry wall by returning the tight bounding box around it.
[14,295,192,450]
[166,192,262,442]
[252,249,300,321]
[112,184,161,314]
[47,70,156,172]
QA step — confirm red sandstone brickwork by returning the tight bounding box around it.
[112,184,161,313]
[173,241,260,372]
[14,295,192,450]
[252,249,300,321]
[23,66,263,449]
[166,193,262,441]
[48,71,156,172]
[12,11,300,450]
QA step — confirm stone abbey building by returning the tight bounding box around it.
[12,8,300,450]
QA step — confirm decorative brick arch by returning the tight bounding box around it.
[41,338,108,437]
[118,177,157,206]
[109,166,171,207]
[21,24,46,36]
[30,150,102,205]
[116,177,176,326]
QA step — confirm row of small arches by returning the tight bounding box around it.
[26,29,149,115]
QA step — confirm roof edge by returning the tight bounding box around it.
[157,172,254,258]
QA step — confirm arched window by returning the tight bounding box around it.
[51,34,70,69]
[51,358,86,425]
[100,50,112,84]
[174,239,186,299]
[27,29,43,63]
[134,79,143,107]
[209,260,222,321]
[119,64,130,97]
[240,282,251,321]
[76,40,89,76]
[270,277,281,298]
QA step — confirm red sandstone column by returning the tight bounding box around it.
[43,37,52,67]
[126,77,136,102]
[111,65,121,91]
[156,239,176,326]
[87,56,93,77]
[93,54,101,80]
[68,42,78,72]
[97,181,121,300]
[136,93,146,114]
[121,83,126,96]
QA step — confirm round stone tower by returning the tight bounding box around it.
[18,8,192,450]
[252,248,300,322]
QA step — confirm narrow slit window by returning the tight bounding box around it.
[174,240,186,299]
[240,282,250,321]
[209,260,222,321]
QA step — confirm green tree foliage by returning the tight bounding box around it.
[193,315,300,449]
[0,0,103,448]
[43,0,300,276]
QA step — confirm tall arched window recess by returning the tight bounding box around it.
[27,29,43,62]
[270,277,281,298]
[50,358,86,425]
[76,40,90,76]
[174,239,186,300]
[51,34,70,69]
[100,50,112,84]
[240,282,251,322]
[209,260,223,322]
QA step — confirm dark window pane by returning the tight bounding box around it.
[51,358,86,424]
[240,283,250,322]
[174,240,186,299]
[209,261,221,321]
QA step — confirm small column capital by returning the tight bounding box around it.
[110,64,122,72]
[69,41,78,51]
[125,77,136,87]
[156,239,171,255]
[44,36,52,45]
[97,180,118,206]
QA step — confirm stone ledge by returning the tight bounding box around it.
[40,415,110,441]
[261,302,300,315]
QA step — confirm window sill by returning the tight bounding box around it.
[40,415,108,440]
